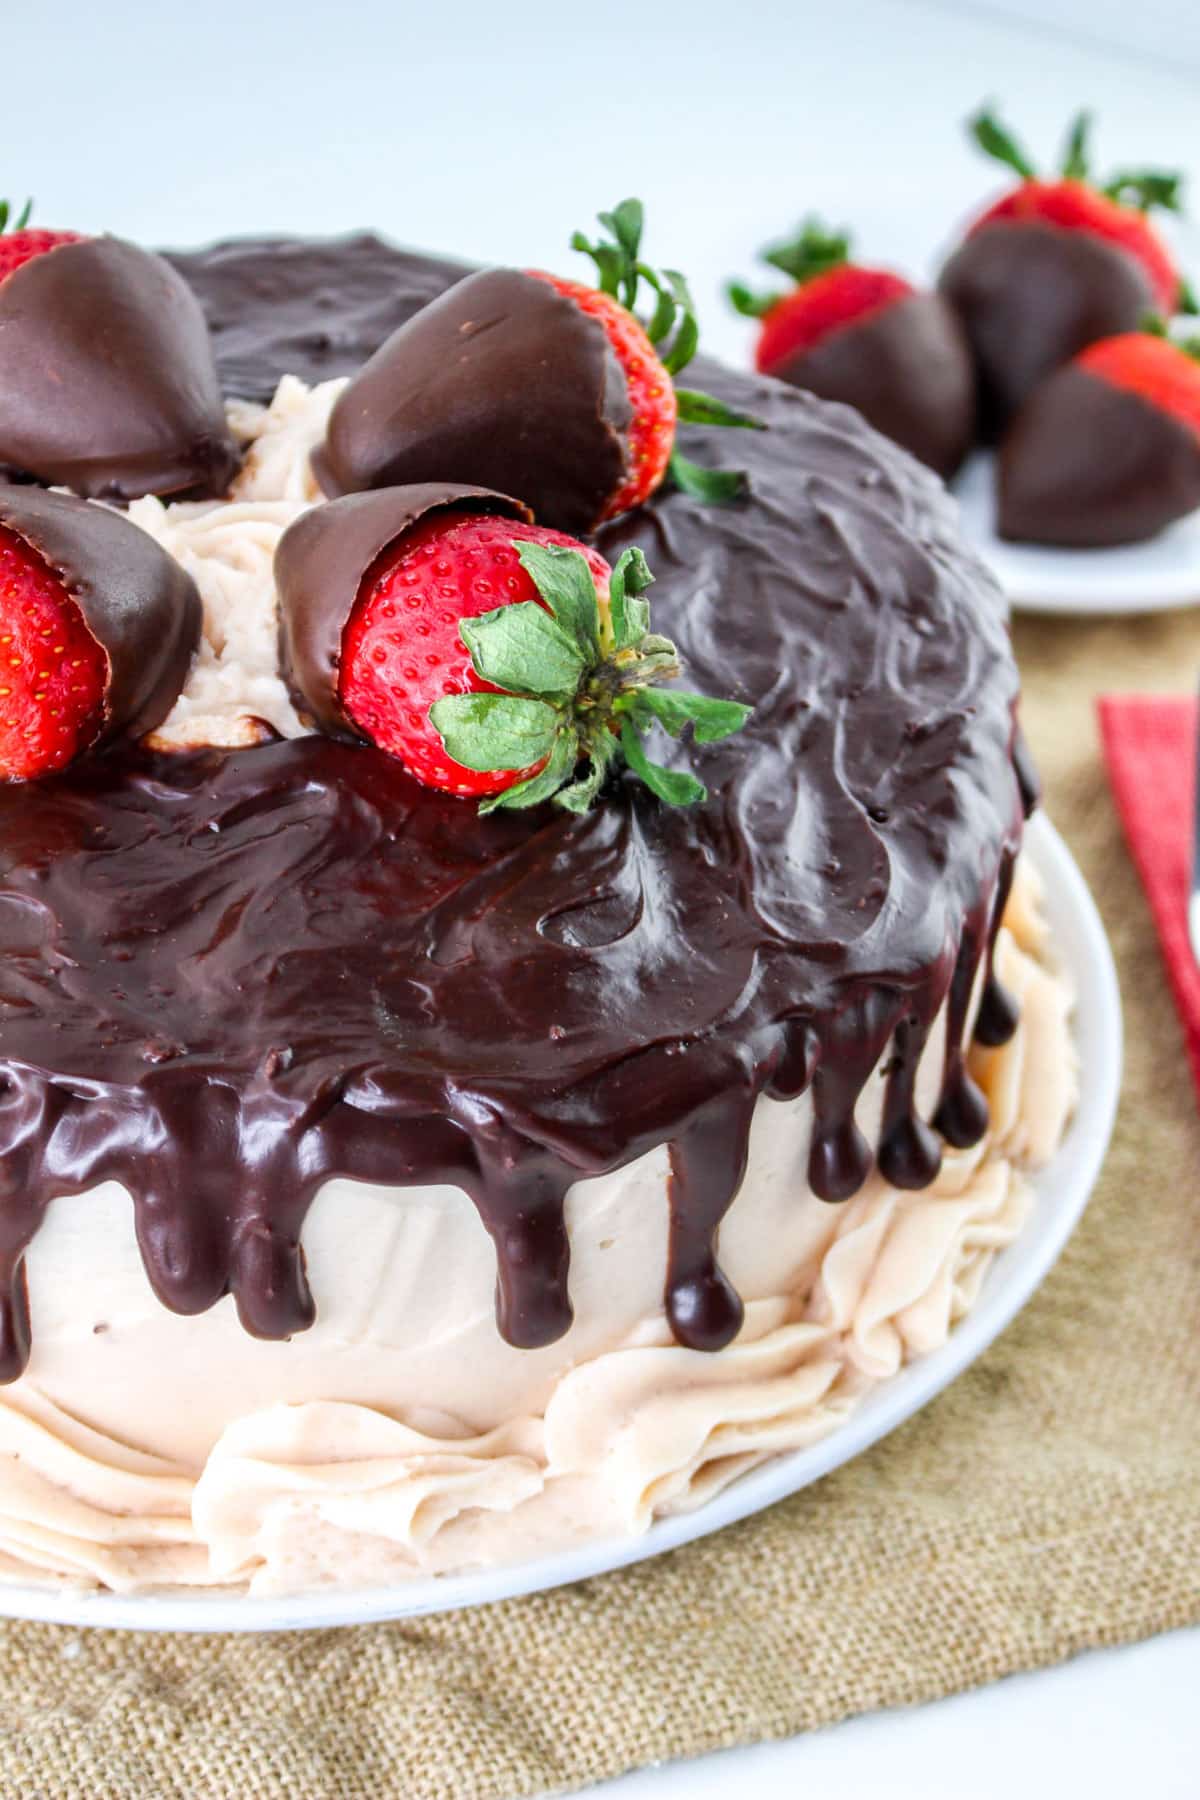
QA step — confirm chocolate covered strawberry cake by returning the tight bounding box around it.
[0,204,1075,1595]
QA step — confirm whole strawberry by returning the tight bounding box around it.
[0,197,237,500]
[998,324,1200,546]
[729,220,975,478]
[0,486,202,781]
[276,485,751,812]
[940,107,1193,437]
[316,200,760,532]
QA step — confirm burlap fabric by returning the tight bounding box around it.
[1,610,1198,1800]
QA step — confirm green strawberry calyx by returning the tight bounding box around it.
[429,541,751,816]
[728,216,853,321]
[969,103,1186,216]
[0,198,33,236]
[570,197,764,505]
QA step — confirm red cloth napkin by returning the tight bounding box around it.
[1098,693,1200,1099]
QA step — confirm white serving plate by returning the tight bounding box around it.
[953,451,1200,616]
[0,812,1121,1634]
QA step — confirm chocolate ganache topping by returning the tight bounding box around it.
[0,236,1028,1382]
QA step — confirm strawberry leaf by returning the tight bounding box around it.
[514,542,601,658]
[669,451,748,504]
[1180,279,1199,317]
[727,281,783,320]
[608,547,654,652]
[479,728,579,814]
[460,603,585,700]
[620,719,706,807]
[1103,168,1185,213]
[555,745,616,813]
[429,693,561,772]
[1059,110,1092,181]
[675,389,765,430]
[0,198,32,236]
[659,269,699,375]
[626,687,753,743]
[968,105,1038,181]
[761,218,852,286]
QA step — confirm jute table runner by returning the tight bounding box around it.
[1,610,1198,1800]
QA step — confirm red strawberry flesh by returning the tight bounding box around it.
[0,228,84,287]
[969,180,1179,314]
[339,510,611,796]
[528,271,677,518]
[755,267,914,374]
[0,525,106,780]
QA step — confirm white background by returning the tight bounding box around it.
[8,0,1199,1788]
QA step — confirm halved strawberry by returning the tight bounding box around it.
[998,325,1200,546]
[729,220,975,477]
[941,106,1194,435]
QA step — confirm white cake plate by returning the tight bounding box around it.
[953,451,1200,616]
[0,813,1121,1633]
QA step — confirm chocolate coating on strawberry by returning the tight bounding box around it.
[314,270,629,534]
[776,293,975,478]
[317,201,759,528]
[999,341,1200,546]
[939,104,1187,437]
[731,222,974,477]
[277,483,533,737]
[0,485,202,761]
[940,221,1153,439]
[0,236,239,500]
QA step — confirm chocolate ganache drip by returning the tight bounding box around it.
[0,237,1027,1381]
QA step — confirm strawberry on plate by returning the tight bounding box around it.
[728,219,975,477]
[315,200,761,533]
[276,484,751,812]
[940,106,1193,436]
[998,324,1200,546]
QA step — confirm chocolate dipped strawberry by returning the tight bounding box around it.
[276,484,750,812]
[0,199,238,501]
[0,485,201,779]
[998,325,1200,547]
[314,200,760,532]
[729,220,975,477]
[940,107,1191,437]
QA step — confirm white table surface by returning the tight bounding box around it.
[10,0,1199,1787]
